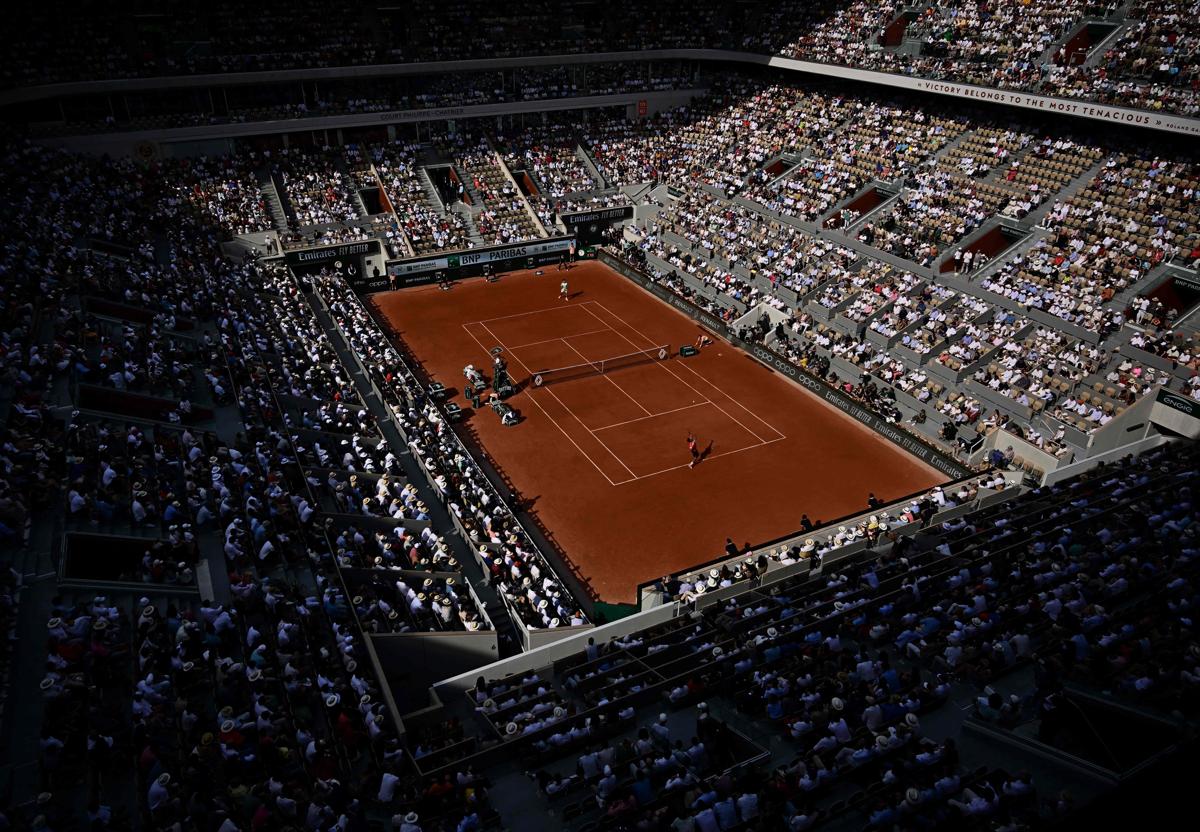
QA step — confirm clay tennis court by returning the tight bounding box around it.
[371,261,946,603]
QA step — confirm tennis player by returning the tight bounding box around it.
[559,278,569,302]
[687,432,700,468]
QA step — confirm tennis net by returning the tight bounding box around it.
[530,345,671,387]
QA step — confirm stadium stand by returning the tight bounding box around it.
[5,2,1200,117]
[1,6,1199,830]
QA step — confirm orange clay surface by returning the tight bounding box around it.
[371,261,945,603]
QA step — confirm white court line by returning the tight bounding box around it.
[579,302,774,445]
[592,401,712,432]
[476,321,640,482]
[461,323,618,486]
[585,300,787,442]
[558,338,653,417]
[469,303,587,325]
[624,435,787,483]
[507,328,611,350]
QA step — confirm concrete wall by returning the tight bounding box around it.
[8,48,1199,137]
[1042,434,1172,486]
[37,88,708,157]
[433,602,678,697]
[1085,387,1162,456]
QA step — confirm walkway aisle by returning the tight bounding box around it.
[302,288,524,658]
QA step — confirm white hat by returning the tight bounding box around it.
[157,773,171,786]
[712,646,723,657]
[553,707,565,718]
[658,713,668,723]
[906,788,920,804]
[506,722,518,735]
[767,627,778,638]
[709,568,720,578]
[831,698,844,711]
[404,812,419,824]
[905,713,919,726]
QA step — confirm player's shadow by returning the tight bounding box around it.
[512,494,540,512]
[568,291,584,300]
[697,441,714,464]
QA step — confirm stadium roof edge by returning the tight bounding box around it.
[5,48,1200,137]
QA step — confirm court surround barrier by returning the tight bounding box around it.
[308,273,593,653]
[431,471,1035,700]
[641,469,1025,610]
[377,236,577,293]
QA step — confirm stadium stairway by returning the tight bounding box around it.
[487,139,549,238]
[452,202,485,247]
[755,151,808,193]
[334,153,372,219]
[732,192,821,236]
[451,168,494,245]
[259,170,292,232]
[824,225,938,282]
[459,171,486,212]
[416,166,445,211]
[826,186,905,238]
[1081,18,1138,67]
[574,144,608,191]
[926,127,988,175]
[300,289,524,657]
[1110,258,1178,313]
[1017,156,1108,230]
